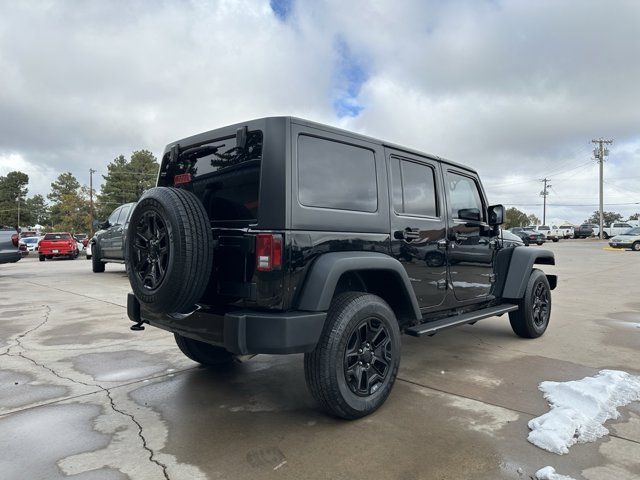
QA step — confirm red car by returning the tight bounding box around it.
[38,232,79,261]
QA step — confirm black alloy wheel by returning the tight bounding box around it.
[509,269,551,338]
[125,187,213,314]
[304,292,401,419]
[131,210,170,291]
[531,282,550,328]
[344,318,393,396]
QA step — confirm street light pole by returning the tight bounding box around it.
[16,196,20,230]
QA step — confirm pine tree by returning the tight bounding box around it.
[96,151,158,219]
[0,171,29,226]
[48,172,90,232]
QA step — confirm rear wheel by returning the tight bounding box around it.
[39,255,45,262]
[92,247,105,272]
[304,292,401,419]
[632,241,640,252]
[602,232,609,239]
[174,334,236,366]
[509,269,551,338]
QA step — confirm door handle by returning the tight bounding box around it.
[394,228,420,241]
[437,239,449,249]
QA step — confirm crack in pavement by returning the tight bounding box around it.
[3,306,172,480]
[1,304,51,356]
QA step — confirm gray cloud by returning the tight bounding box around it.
[0,0,638,222]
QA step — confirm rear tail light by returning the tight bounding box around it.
[11,234,18,247]
[255,233,282,271]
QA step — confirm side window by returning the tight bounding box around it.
[298,135,377,213]
[108,207,121,226]
[118,205,132,225]
[390,157,438,217]
[447,172,485,221]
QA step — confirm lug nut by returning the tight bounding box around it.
[365,363,370,369]
[358,349,362,354]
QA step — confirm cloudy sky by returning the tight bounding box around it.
[1,0,639,223]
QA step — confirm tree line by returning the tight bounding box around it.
[504,207,639,229]
[0,150,158,233]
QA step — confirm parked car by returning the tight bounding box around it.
[608,227,640,251]
[20,236,40,252]
[509,227,545,246]
[85,241,92,259]
[500,230,525,248]
[573,224,595,238]
[1,226,23,264]
[125,117,557,419]
[19,230,38,239]
[89,202,136,272]
[527,225,559,242]
[74,233,89,248]
[602,222,634,239]
[38,232,79,261]
[558,224,575,239]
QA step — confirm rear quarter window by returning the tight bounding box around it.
[297,135,377,213]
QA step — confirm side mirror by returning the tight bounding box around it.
[458,208,481,222]
[488,204,505,226]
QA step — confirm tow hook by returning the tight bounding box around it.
[130,322,145,331]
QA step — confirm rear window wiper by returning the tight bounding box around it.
[179,145,220,160]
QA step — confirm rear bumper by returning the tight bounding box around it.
[39,249,75,255]
[127,293,326,355]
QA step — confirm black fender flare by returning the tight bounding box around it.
[296,251,422,321]
[502,247,556,300]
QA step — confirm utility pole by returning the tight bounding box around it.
[592,138,613,239]
[89,168,96,235]
[16,196,20,230]
[540,178,551,225]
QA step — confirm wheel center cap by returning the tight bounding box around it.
[361,349,373,364]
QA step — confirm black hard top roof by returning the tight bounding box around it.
[167,116,477,174]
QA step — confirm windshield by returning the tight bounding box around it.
[622,227,640,235]
[22,237,39,244]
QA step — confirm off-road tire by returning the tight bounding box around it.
[126,187,213,314]
[509,269,551,339]
[174,334,235,366]
[39,255,45,262]
[304,292,401,420]
[632,241,640,252]
[92,246,105,272]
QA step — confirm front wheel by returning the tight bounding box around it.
[509,269,551,338]
[174,334,236,366]
[39,255,45,262]
[632,242,640,252]
[304,292,401,419]
[92,247,105,272]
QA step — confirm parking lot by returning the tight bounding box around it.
[1,240,639,479]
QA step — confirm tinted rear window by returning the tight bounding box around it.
[175,131,263,222]
[297,135,377,212]
[44,234,71,240]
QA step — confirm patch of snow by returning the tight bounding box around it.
[535,466,576,480]
[528,370,640,454]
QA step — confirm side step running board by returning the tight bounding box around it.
[405,304,519,337]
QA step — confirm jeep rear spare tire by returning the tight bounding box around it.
[126,187,213,314]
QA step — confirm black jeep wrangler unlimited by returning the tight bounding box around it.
[126,117,556,419]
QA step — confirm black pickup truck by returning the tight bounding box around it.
[126,117,557,419]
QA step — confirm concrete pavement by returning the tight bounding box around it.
[1,241,639,479]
